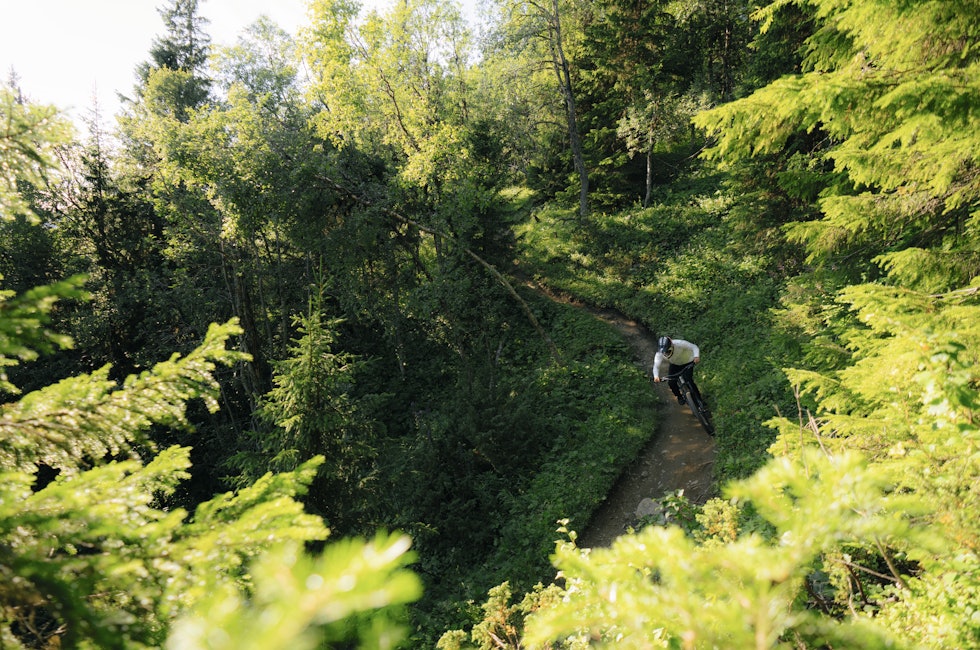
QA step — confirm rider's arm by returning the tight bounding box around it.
[652,353,663,381]
[690,342,701,363]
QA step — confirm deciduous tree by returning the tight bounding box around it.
[498,0,590,216]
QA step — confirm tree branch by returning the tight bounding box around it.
[315,172,565,365]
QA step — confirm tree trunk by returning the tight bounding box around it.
[220,240,268,411]
[644,149,653,208]
[549,0,589,218]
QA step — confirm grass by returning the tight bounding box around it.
[512,163,797,487]
[427,162,803,642]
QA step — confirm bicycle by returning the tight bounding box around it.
[662,362,715,436]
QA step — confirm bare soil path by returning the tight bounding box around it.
[570,306,717,548]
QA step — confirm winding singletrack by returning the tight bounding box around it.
[570,306,717,548]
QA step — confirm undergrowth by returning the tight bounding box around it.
[415,293,657,644]
[514,164,797,487]
[431,162,801,643]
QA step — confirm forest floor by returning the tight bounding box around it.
[569,304,718,548]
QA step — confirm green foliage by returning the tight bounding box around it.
[740,0,813,88]
[2,100,426,648]
[0,212,62,299]
[523,452,913,649]
[0,87,72,223]
[0,275,87,394]
[0,446,191,648]
[667,0,761,100]
[617,92,704,159]
[0,306,349,647]
[231,304,379,534]
[488,340,654,580]
[251,310,366,475]
[0,221,422,650]
[392,295,657,643]
[693,495,743,544]
[43,128,172,375]
[127,15,367,423]
[629,490,702,537]
[134,0,212,119]
[695,0,980,283]
[437,581,567,650]
[1,319,247,475]
[167,535,422,650]
[213,16,300,101]
[304,0,474,163]
[476,0,588,202]
[764,284,980,648]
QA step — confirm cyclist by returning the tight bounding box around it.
[652,336,702,405]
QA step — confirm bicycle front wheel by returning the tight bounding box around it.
[684,386,714,436]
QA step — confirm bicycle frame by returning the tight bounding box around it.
[662,362,714,436]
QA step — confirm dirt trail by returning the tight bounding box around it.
[572,306,717,548]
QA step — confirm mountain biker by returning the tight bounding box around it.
[652,336,702,405]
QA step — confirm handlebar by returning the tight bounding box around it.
[656,361,697,382]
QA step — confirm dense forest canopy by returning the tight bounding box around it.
[1,0,977,648]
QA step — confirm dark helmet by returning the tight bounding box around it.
[658,336,674,357]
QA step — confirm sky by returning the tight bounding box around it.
[1,0,480,127]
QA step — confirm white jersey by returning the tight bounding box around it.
[652,339,700,380]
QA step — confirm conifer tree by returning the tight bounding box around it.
[449,2,980,647]
[52,119,168,375]
[694,0,980,288]
[135,0,213,118]
[1,93,422,650]
[230,301,379,536]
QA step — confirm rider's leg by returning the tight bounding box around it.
[683,365,704,403]
[667,364,685,404]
